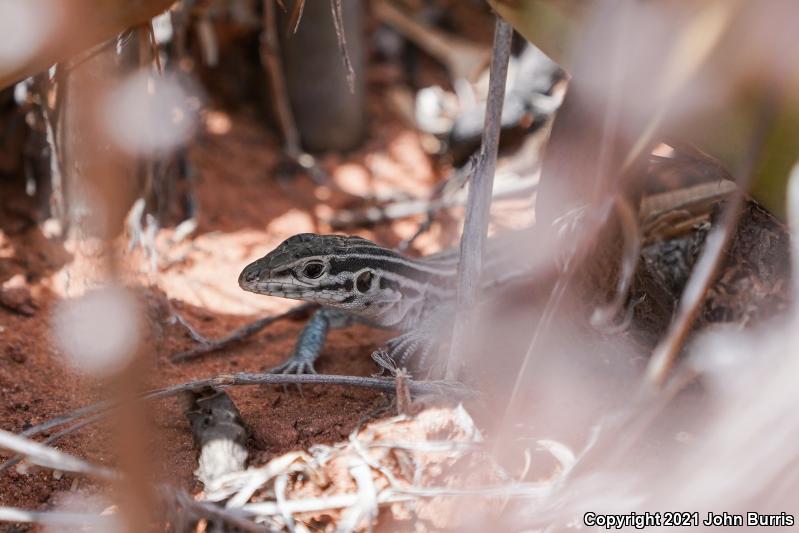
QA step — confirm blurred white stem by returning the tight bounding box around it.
[787,162,799,293]
[0,429,118,481]
[0,507,110,527]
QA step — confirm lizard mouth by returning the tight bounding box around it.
[240,280,307,298]
[238,263,312,297]
[243,280,345,304]
[238,263,352,305]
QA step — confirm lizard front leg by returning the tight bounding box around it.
[268,307,354,374]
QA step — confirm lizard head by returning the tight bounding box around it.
[238,233,403,313]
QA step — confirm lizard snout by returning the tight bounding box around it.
[238,261,264,290]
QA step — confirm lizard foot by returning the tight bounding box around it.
[371,349,398,376]
[384,332,438,371]
[265,357,317,375]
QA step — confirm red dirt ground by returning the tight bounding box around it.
[0,109,439,509]
[0,11,499,520]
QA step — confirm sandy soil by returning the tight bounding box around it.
[0,14,500,518]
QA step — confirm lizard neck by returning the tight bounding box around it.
[330,247,457,330]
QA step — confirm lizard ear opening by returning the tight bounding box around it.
[356,271,373,293]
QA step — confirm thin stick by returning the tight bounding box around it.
[146,22,163,74]
[169,477,268,532]
[330,0,355,93]
[261,0,328,184]
[286,0,306,34]
[643,92,779,390]
[445,17,513,380]
[329,172,537,230]
[262,0,302,158]
[170,303,315,362]
[0,372,476,475]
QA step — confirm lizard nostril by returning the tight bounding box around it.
[239,265,260,287]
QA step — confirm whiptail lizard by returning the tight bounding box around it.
[238,179,738,374]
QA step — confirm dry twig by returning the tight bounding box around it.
[286,0,306,34]
[330,0,355,93]
[261,0,327,184]
[445,17,513,380]
[170,302,316,362]
[0,373,475,475]
[262,0,301,159]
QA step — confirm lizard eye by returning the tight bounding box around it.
[356,271,373,292]
[302,262,325,279]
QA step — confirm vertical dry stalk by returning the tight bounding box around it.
[261,0,303,158]
[329,0,356,93]
[445,17,513,380]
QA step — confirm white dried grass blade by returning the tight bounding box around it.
[216,451,307,506]
[337,460,378,533]
[787,161,799,289]
[0,507,109,527]
[241,492,412,517]
[0,429,117,481]
[275,474,295,532]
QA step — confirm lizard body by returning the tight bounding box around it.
[239,180,737,374]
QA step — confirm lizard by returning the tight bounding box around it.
[238,179,738,375]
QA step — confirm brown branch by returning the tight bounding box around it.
[262,0,302,157]
[170,303,316,363]
[286,0,306,34]
[261,0,328,184]
[445,17,513,380]
[169,489,268,533]
[329,0,355,93]
[0,372,476,475]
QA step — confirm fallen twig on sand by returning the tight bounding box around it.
[0,372,475,475]
[170,302,316,362]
